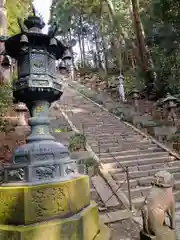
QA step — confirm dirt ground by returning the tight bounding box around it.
[109,219,141,240]
[0,131,26,165]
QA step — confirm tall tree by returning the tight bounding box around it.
[0,0,7,84]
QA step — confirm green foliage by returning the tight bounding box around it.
[0,83,12,132]
[50,0,180,97]
[11,70,18,82]
[124,69,146,93]
[84,157,98,168]
[78,157,99,176]
[0,83,12,117]
[168,134,180,143]
[0,119,8,132]
[69,133,86,151]
[49,0,135,70]
[6,0,32,36]
[54,126,72,133]
[141,0,180,97]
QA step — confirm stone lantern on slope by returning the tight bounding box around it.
[0,9,110,240]
[160,93,177,125]
[3,13,74,177]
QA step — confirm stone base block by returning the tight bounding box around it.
[140,228,176,240]
[0,175,90,225]
[0,202,110,240]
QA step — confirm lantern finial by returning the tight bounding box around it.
[32,4,36,16]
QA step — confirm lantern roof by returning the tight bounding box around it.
[128,89,139,96]
[4,7,69,60]
[160,93,177,104]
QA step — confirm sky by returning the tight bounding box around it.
[33,0,52,33]
[33,0,80,61]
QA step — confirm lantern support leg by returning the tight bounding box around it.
[26,100,55,142]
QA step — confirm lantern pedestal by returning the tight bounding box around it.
[0,176,110,240]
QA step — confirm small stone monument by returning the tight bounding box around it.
[118,72,125,102]
[129,89,139,111]
[160,93,177,125]
[14,102,30,136]
[15,102,28,126]
[140,170,176,240]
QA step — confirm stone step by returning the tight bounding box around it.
[91,175,120,208]
[100,209,132,224]
[86,130,139,135]
[89,139,151,148]
[132,190,180,209]
[91,143,157,153]
[102,159,179,171]
[88,135,146,143]
[116,173,180,189]
[132,197,144,209]
[124,186,151,199]
[100,152,168,164]
[87,133,143,140]
[109,160,179,174]
[176,202,180,211]
[97,147,164,158]
[119,156,171,168]
[112,166,180,181]
[88,138,145,145]
[86,126,137,131]
[87,131,141,136]
[174,180,180,190]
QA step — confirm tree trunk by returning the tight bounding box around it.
[101,35,108,88]
[99,1,109,88]
[68,28,75,81]
[77,32,83,67]
[130,0,148,70]
[0,0,9,85]
[130,0,157,95]
[103,0,123,73]
[81,35,85,67]
[104,0,145,73]
[79,15,85,67]
[93,52,98,69]
[94,33,102,69]
[110,39,119,68]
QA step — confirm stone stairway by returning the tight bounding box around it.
[59,86,180,211]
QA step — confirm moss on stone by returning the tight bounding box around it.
[0,175,90,225]
[0,202,101,240]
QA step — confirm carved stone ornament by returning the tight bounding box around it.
[36,165,57,180]
[140,170,176,240]
[64,164,77,176]
[8,168,25,181]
